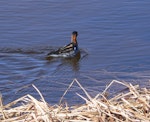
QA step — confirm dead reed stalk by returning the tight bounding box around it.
[0,79,150,122]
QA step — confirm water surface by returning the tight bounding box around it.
[0,0,150,105]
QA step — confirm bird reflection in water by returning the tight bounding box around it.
[46,51,81,72]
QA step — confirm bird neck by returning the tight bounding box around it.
[71,35,77,44]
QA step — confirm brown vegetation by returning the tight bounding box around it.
[0,79,150,122]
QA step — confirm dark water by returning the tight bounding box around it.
[0,0,150,105]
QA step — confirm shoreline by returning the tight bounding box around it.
[0,79,150,122]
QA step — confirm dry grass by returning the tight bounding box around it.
[0,79,150,122]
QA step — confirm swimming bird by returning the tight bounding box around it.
[47,31,79,58]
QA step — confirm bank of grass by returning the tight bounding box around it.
[0,79,150,122]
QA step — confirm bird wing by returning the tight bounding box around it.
[58,43,74,53]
